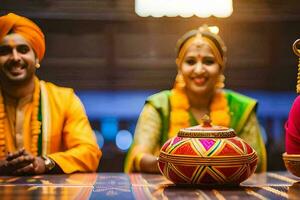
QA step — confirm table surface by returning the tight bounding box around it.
[0,171,299,199]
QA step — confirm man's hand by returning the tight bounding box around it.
[6,148,27,161]
[0,159,9,175]
[0,148,34,176]
[13,156,46,175]
[12,150,46,176]
[0,149,46,176]
[31,156,46,175]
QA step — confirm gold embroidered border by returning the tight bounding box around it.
[178,129,235,138]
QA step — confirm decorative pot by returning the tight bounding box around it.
[158,117,258,185]
[283,152,300,177]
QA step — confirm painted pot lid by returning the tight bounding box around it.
[178,115,236,138]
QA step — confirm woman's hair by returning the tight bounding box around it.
[175,25,227,68]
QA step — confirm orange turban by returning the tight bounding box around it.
[0,13,45,61]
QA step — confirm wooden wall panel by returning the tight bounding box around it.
[115,33,176,58]
[225,24,271,66]
[46,33,107,58]
[1,0,300,91]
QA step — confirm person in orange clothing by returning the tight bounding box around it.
[0,13,101,175]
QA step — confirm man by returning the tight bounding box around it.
[0,13,101,175]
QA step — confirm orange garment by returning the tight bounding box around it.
[0,13,45,61]
[4,93,33,150]
[3,80,102,173]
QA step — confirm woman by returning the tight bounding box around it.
[125,25,267,173]
[285,39,300,154]
[286,96,300,153]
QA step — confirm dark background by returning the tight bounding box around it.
[1,0,300,172]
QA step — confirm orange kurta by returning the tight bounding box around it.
[2,80,101,173]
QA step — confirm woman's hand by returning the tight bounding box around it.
[139,153,160,173]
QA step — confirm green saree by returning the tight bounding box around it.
[125,90,267,173]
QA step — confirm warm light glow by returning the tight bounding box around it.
[135,0,233,18]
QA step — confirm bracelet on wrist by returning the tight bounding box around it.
[42,156,55,172]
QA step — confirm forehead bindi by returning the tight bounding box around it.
[185,44,214,58]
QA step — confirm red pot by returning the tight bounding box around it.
[158,119,258,185]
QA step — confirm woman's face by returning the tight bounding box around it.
[179,41,221,95]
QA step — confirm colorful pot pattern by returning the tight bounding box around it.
[158,123,258,185]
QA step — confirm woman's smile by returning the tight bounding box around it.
[191,76,207,86]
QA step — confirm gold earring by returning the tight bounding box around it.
[35,63,40,68]
[174,73,186,89]
[215,74,225,89]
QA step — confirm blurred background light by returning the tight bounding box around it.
[101,118,118,141]
[115,130,133,151]
[135,0,233,18]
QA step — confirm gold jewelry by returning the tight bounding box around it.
[35,63,40,68]
[174,73,185,89]
[0,77,41,159]
[293,39,300,57]
[175,25,226,69]
[215,74,225,89]
[42,155,55,172]
[297,59,300,94]
[293,39,300,94]
[176,36,224,69]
